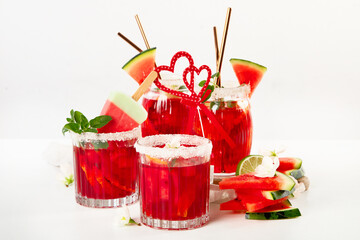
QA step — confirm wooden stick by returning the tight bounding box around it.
[132,71,158,101]
[215,7,232,87]
[117,32,143,52]
[135,14,151,49]
[213,26,221,85]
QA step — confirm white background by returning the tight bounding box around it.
[1,0,360,140]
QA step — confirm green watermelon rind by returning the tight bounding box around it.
[285,167,305,180]
[263,188,295,200]
[229,58,267,73]
[122,47,156,70]
[245,207,301,220]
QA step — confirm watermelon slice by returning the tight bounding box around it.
[278,157,302,171]
[98,91,148,133]
[122,48,156,85]
[242,196,290,212]
[281,167,305,180]
[220,199,247,211]
[236,189,294,201]
[246,204,301,220]
[219,171,295,191]
[230,59,267,97]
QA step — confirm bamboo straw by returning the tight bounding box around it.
[135,14,151,49]
[213,26,221,85]
[117,32,143,52]
[134,14,161,79]
[215,7,232,87]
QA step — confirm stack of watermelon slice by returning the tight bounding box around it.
[219,157,305,220]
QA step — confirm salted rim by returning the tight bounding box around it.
[70,126,141,142]
[210,85,250,100]
[135,134,212,159]
[156,73,184,87]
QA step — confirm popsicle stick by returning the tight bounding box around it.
[215,7,232,87]
[117,32,143,52]
[131,71,158,101]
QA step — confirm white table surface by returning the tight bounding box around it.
[1,139,359,240]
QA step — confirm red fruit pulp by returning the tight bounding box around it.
[73,140,139,200]
[140,158,210,221]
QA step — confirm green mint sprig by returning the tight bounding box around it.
[62,109,112,135]
[199,72,219,102]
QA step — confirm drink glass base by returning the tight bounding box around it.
[141,213,209,230]
[75,192,138,208]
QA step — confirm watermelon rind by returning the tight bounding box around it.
[264,189,295,200]
[285,167,305,180]
[122,47,156,70]
[229,58,267,73]
[245,207,301,220]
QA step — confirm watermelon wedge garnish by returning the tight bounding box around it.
[230,58,267,97]
[219,171,295,191]
[122,48,156,84]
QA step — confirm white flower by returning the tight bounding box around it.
[290,176,306,198]
[260,145,286,157]
[114,206,140,227]
[165,136,181,149]
[57,162,74,187]
[254,156,279,178]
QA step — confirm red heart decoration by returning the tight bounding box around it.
[183,65,212,101]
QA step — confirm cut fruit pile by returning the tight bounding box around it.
[219,156,307,220]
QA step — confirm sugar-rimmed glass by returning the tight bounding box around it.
[194,85,253,174]
[135,134,212,230]
[71,127,140,208]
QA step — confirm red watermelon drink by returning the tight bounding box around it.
[71,127,141,208]
[141,77,196,137]
[194,86,253,173]
[135,134,212,230]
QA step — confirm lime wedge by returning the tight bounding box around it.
[236,155,264,175]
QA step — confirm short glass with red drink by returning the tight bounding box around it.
[194,85,253,174]
[135,134,212,230]
[71,127,140,208]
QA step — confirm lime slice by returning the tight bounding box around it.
[236,155,264,175]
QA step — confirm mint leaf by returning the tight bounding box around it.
[84,128,98,133]
[199,80,206,87]
[211,72,220,78]
[62,123,81,135]
[70,109,75,121]
[63,111,112,135]
[178,85,188,91]
[92,141,109,150]
[89,115,112,129]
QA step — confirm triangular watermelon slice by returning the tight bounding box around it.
[230,58,267,97]
[122,48,156,85]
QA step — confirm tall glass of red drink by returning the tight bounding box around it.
[71,127,140,208]
[141,76,196,137]
[135,134,212,230]
[194,85,253,174]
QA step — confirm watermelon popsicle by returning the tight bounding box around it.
[98,71,158,133]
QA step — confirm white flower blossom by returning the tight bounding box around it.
[290,176,306,198]
[254,156,279,178]
[57,161,74,187]
[114,206,140,227]
[260,145,286,157]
